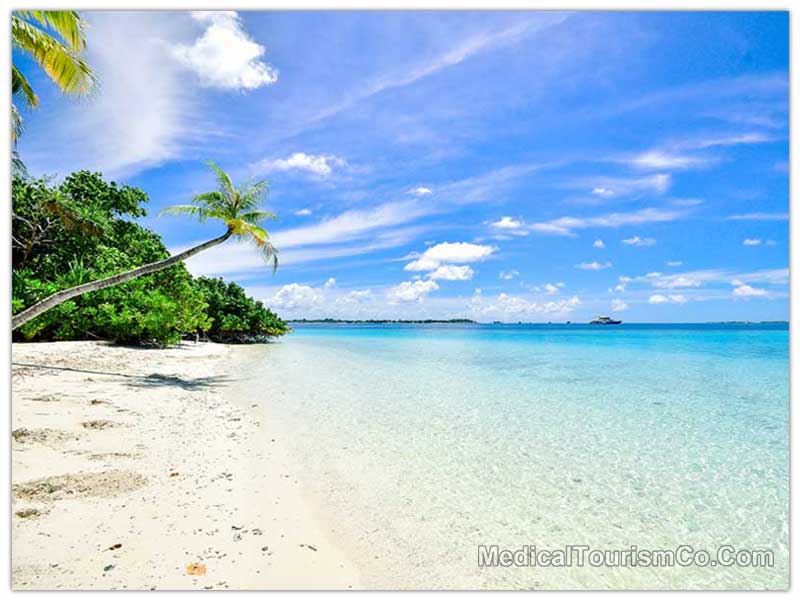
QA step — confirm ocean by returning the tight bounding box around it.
[238,323,789,589]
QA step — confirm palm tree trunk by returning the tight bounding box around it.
[12,230,231,330]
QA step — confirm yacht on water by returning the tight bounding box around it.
[590,315,622,325]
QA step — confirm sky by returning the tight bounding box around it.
[15,10,789,322]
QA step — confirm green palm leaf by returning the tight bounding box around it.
[161,162,279,274]
[15,10,87,51]
[12,15,96,96]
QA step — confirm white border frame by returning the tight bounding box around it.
[2,1,794,597]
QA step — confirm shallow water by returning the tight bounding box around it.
[240,323,788,589]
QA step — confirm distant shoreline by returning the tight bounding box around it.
[288,319,788,325]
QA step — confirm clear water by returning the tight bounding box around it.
[237,323,789,589]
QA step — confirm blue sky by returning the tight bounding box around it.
[16,10,789,321]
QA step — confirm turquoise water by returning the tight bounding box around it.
[240,324,788,589]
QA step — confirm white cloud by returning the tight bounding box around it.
[257,280,375,318]
[404,242,496,272]
[23,12,205,177]
[499,269,519,280]
[491,216,524,229]
[269,283,324,310]
[649,294,687,305]
[611,299,628,312]
[735,267,788,285]
[630,150,707,170]
[427,265,475,281]
[622,236,656,247]
[469,290,580,321]
[257,152,346,177]
[576,261,612,271]
[648,270,723,289]
[387,280,439,303]
[409,186,433,196]
[529,207,687,236]
[626,133,773,171]
[171,11,278,90]
[726,213,788,221]
[294,208,313,216]
[743,238,762,246]
[618,268,788,299]
[666,261,683,267]
[732,284,768,298]
[543,283,560,295]
[692,132,774,149]
[274,201,426,249]
[567,174,671,199]
[593,239,606,248]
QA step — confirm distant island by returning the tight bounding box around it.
[288,318,477,324]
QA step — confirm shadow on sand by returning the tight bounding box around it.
[11,362,231,391]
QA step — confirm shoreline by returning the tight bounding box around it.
[11,340,360,590]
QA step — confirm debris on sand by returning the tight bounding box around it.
[81,420,121,430]
[31,394,60,402]
[87,452,140,461]
[12,428,79,447]
[15,508,45,519]
[186,563,207,576]
[12,470,148,502]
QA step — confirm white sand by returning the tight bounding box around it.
[11,341,361,590]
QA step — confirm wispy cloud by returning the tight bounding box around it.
[562,174,671,199]
[622,236,656,247]
[576,261,612,271]
[273,201,426,248]
[301,14,570,128]
[529,207,688,236]
[22,12,205,177]
[726,212,788,221]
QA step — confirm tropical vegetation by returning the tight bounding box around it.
[12,170,289,346]
[12,161,279,332]
[11,10,96,144]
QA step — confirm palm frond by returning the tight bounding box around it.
[159,204,215,222]
[12,149,28,178]
[12,65,38,109]
[237,180,269,211]
[238,209,278,225]
[228,220,279,272]
[191,191,227,211]
[11,104,24,145]
[205,161,236,201]
[15,10,87,51]
[12,15,96,96]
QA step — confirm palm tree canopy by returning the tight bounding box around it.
[160,162,279,271]
[11,10,96,144]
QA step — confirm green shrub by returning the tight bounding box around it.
[12,172,286,346]
[194,276,290,342]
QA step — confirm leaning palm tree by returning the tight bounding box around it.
[12,162,278,331]
[12,10,96,143]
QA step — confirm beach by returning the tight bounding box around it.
[11,340,360,590]
[11,324,790,590]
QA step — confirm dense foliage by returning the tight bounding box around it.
[12,172,288,346]
[195,277,291,342]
